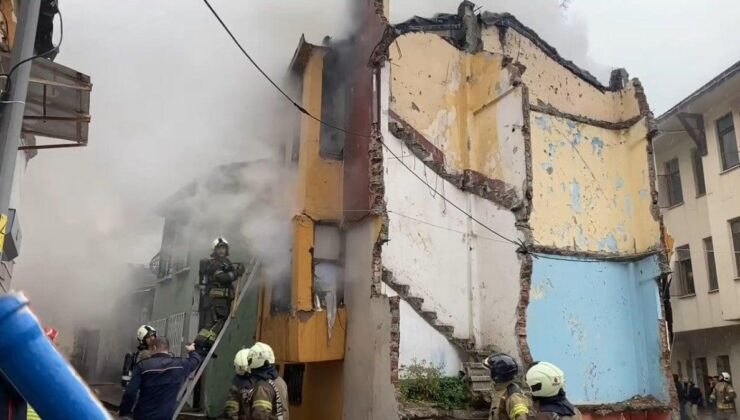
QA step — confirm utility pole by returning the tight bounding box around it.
[0,0,40,263]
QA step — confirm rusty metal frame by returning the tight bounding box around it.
[677,112,707,156]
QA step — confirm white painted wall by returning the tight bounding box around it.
[380,66,524,357]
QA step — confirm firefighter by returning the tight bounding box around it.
[224,348,255,419]
[710,372,737,419]
[122,325,157,387]
[238,342,288,420]
[484,353,530,420]
[194,237,244,355]
[525,361,581,420]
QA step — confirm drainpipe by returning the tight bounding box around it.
[0,293,110,419]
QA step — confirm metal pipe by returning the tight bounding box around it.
[0,293,111,419]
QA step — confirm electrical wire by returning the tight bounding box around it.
[0,4,63,94]
[202,0,672,264]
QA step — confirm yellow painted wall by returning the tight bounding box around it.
[481,27,641,124]
[259,43,346,373]
[296,48,343,222]
[389,33,526,192]
[286,361,344,420]
[529,112,659,253]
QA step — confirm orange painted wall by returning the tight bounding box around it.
[286,361,344,420]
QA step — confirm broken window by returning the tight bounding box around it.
[313,224,344,308]
[319,50,346,160]
[717,114,739,171]
[283,363,305,405]
[693,149,706,196]
[158,218,188,278]
[665,158,684,207]
[730,219,740,277]
[704,237,719,292]
[675,245,694,296]
[270,274,292,313]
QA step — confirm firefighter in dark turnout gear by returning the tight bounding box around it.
[526,361,582,420]
[230,342,289,420]
[121,325,157,387]
[194,237,244,355]
[224,348,255,419]
[484,353,531,420]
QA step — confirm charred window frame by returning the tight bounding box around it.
[693,149,706,196]
[704,237,719,292]
[674,245,694,296]
[283,363,305,405]
[696,357,709,397]
[717,355,732,378]
[717,113,739,171]
[319,49,346,160]
[312,224,344,309]
[158,217,189,278]
[664,158,684,207]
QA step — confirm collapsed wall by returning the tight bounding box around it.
[374,2,673,417]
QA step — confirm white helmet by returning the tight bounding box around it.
[248,342,275,370]
[234,348,251,375]
[137,325,156,343]
[212,237,229,250]
[526,361,565,398]
[721,372,731,382]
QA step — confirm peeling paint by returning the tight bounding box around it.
[616,177,624,190]
[571,179,581,213]
[624,196,633,217]
[535,115,552,132]
[598,234,618,253]
[541,162,553,175]
[590,137,604,157]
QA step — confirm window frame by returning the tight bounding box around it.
[717,355,732,379]
[730,218,740,278]
[717,113,740,171]
[675,244,695,296]
[704,237,719,292]
[665,158,684,207]
[692,149,706,196]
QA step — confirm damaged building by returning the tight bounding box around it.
[122,1,674,419]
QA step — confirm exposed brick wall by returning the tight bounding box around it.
[389,296,401,387]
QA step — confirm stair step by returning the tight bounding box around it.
[406,296,424,310]
[434,323,454,335]
[421,311,438,322]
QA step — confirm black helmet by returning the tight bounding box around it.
[483,353,519,383]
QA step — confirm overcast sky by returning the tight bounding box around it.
[11,0,740,332]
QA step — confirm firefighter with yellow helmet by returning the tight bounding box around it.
[484,353,531,420]
[710,372,737,419]
[193,237,244,355]
[525,361,581,420]
[224,342,289,420]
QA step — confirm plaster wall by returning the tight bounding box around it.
[530,112,658,254]
[481,25,641,124]
[382,65,522,353]
[527,255,668,404]
[388,33,527,197]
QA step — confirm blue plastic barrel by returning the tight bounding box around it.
[0,292,111,419]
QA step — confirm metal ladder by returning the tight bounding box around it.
[172,258,261,419]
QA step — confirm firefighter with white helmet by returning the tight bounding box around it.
[228,342,289,420]
[224,348,255,419]
[484,353,530,420]
[525,362,581,420]
[193,237,245,355]
[710,371,737,419]
[121,325,157,387]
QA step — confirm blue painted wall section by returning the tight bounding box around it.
[527,255,667,404]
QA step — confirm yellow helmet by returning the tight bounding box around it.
[234,348,251,375]
[248,342,275,370]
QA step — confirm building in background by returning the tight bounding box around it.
[0,0,92,292]
[654,60,740,400]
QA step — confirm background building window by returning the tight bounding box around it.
[677,360,683,378]
[696,357,709,397]
[665,158,684,206]
[717,113,739,170]
[717,355,732,378]
[693,149,706,196]
[704,237,719,291]
[731,219,740,277]
[675,245,694,295]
